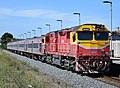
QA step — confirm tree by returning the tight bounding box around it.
[1,32,13,49]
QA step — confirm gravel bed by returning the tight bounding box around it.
[3,50,117,88]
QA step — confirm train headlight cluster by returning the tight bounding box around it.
[93,26,96,31]
[100,61,103,64]
[93,26,96,28]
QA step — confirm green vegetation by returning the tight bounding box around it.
[0,52,46,88]
[0,32,22,49]
[0,52,72,88]
[0,32,13,49]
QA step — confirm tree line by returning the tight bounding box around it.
[0,32,14,49]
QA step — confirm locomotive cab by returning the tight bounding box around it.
[70,24,111,73]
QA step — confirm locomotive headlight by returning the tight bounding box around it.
[100,61,102,64]
[92,26,96,31]
[93,26,95,28]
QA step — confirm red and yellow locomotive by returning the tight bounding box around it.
[7,24,111,74]
[44,24,111,73]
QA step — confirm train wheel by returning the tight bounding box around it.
[38,55,42,61]
[75,61,84,73]
[64,59,70,70]
[41,56,45,62]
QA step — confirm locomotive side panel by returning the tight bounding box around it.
[45,30,71,56]
[57,30,71,56]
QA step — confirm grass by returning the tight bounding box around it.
[0,52,48,88]
[0,51,73,88]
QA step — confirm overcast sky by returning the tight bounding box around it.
[0,0,119,38]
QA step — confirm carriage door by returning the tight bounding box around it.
[24,42,25,50]
[39,43,42,53]
[25,42,27,51]
[31,41,33,52]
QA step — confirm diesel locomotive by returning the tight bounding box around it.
[7,24,111,73]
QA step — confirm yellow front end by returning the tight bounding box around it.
[70,24,111,73]
[70,24,110,56]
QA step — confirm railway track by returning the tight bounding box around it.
[95,76,120,87]
[88,63,120,87]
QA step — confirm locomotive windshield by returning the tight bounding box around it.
[77,31,108,41]
[77,31,93,40]
[94,32,108,40]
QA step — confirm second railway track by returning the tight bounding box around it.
[95,76,120,87]
[88,63,120,87]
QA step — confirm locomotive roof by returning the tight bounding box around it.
[83,23,105,26]
[45,23,106,34]
[46,28,71,34]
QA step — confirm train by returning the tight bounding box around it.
[7,24,111,74]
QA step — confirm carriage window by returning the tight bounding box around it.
[19,44,24,47]
[77,31,93,40]
[28,44,32,48]
[33,43,38,48]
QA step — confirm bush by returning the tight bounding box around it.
[0,44,7,49]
